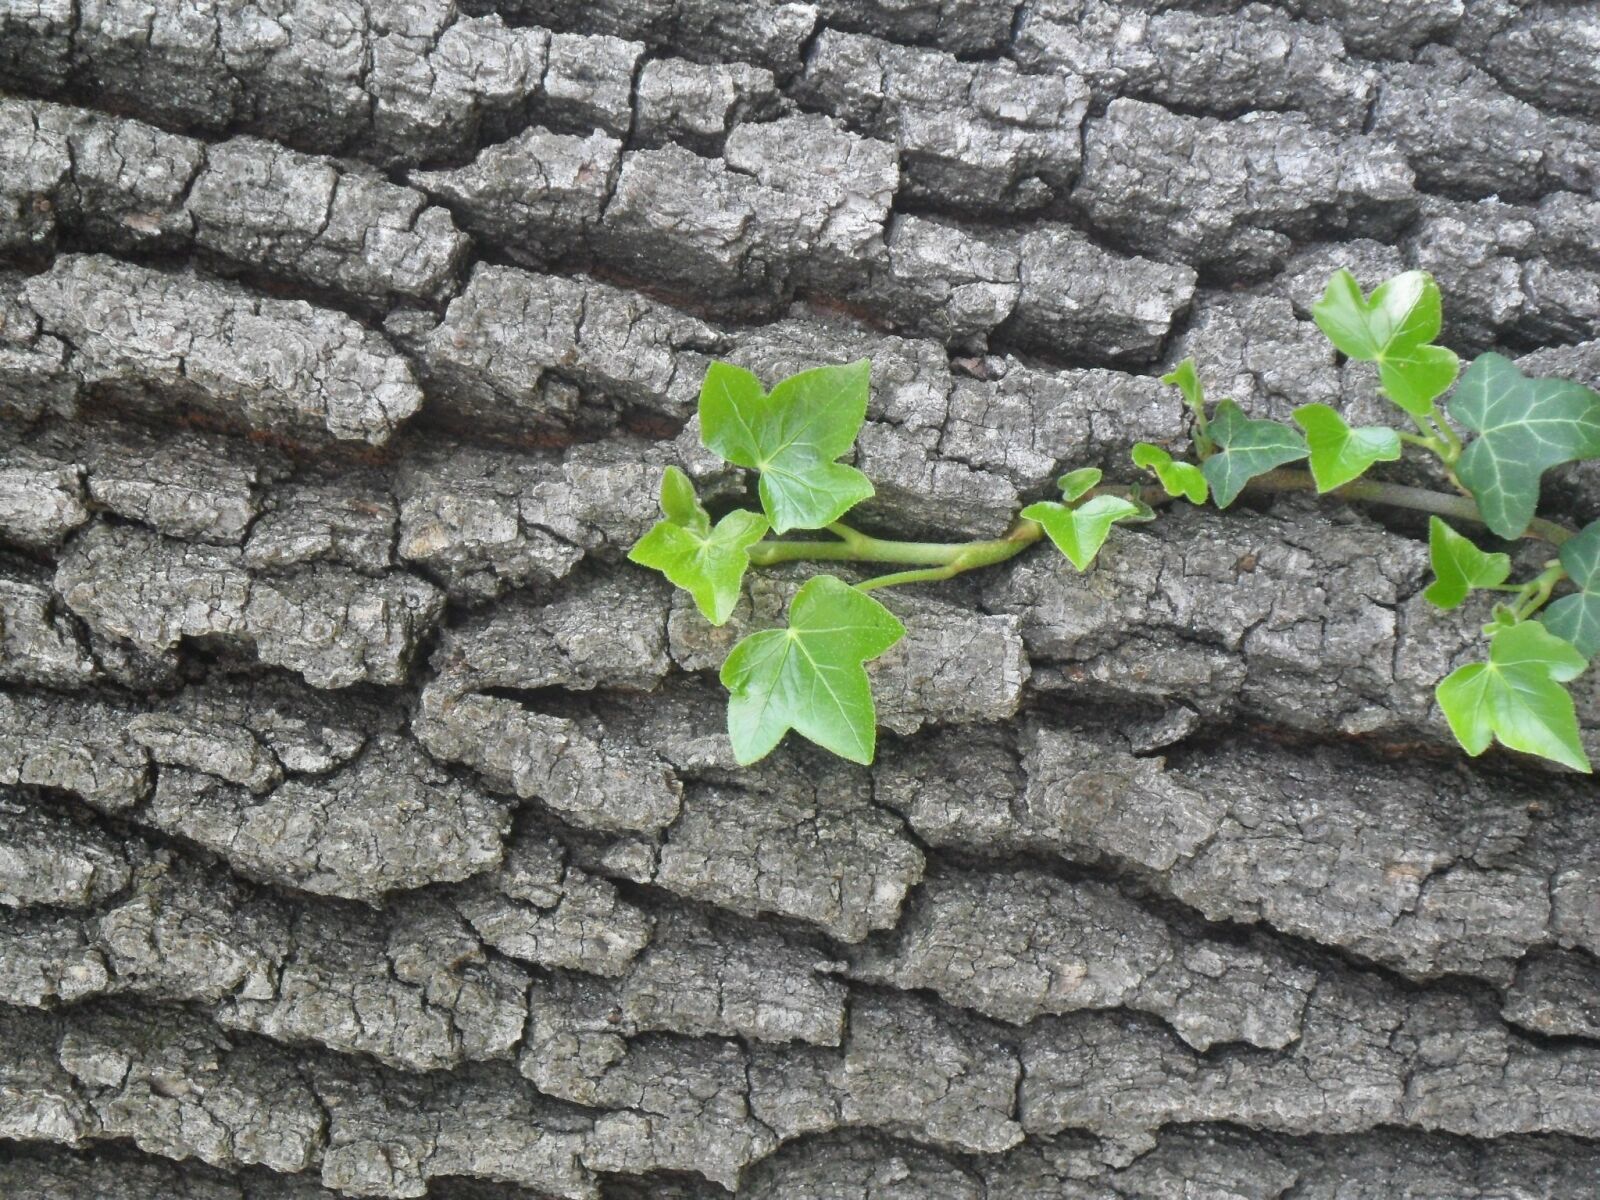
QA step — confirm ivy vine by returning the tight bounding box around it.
[630,269,1600,773]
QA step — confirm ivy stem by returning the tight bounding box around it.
[746,470,1576,592]
[1513,562,1569,620]
[749,519,1043,589]
[1246,470,1577,546]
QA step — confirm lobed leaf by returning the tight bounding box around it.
[1436,621,1590,772]
[1291,403,1401,492]
[629,467,769,625]
[1131,443,1208,504]
[699,359,875,534]
[1311,269,1460,417]
[1022,494,1144,571]
[1200,401,1308,508]
[1542,519,1600,659]
[1450,353,1600,539]
[1423,516,1511,610]
[720,575,905,765]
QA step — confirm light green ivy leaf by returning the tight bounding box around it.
[1131,443,1208,504]
[1200,400,1308,508]
[1542,519,1600,659]
[1451,353,1600,539]
[1057,467,1103,503]
[699,359,875,534]
[720,575,905,765]
[1423,516,1511,610]
[1162,359,1205,412]
[1311,269,1460,416]
[629,467,770,625]
[1436,620,1590,772]
[1021,494,1144,571]
[1291,402,1402,492]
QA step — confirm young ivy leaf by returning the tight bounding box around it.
[1423,516,1511,610]
[1311,269,1460,416]
[1201,400,1309,508]
[1161,359,1214,455]
[1057,467,1103,503]
[1021,495,1144,571]
[629,467,770,626]
[699,359,875,534]
[1436,621,1590,773]
[1541,519,1600,659]
[720,575,905,766]
[1131,443,1208,504]
[1291,403,1402,492]
[1450,353,1600,539]
[1162,359,1205,412]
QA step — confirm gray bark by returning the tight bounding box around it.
[1,0,1599,1195]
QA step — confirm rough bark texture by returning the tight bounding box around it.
[1,0,1599,1195]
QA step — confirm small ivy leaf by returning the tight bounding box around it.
[1450,353,1600,539]
[1311,269,1460,416]
[1161,359,1216,456]
[1291,403,1402,492]
[699,359,875,534]
[658,465,709,533]
[1021,494,1144,571]
[1161,359,1205,412]
[1541,519,1600,659]
[720,575,905,765]
[628,469,770,625]
[1131,443,1208,504]
[1423,516,1511,610]
[1057,467,1102,502]
[1199,400,1309,508]
[1436,621,1590,773]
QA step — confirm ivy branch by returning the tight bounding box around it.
[630,269,1600,773]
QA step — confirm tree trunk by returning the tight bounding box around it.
[2,0,1599,1195]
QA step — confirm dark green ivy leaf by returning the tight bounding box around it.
[1542,519,1600,659]
[1451,353,1600,539]
[1200,400,1308,508]
[720,575,905,765]
[699,359,875,534]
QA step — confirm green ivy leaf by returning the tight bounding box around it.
[1436,621,1590,772]
[1021,495,1144,571]
[1423,516,1511,610]
[699,359,875,534]
[1131,443,1208,504]
[629,468,770,625]
[1291,403,1402,492]
[1311,269,1460,417]
[1542,519,1600,659]
[1161,358,1215,456]
[659,465,706,531]
[720,575,905,765]
[1451,353,1600,539]
[1162,359,1205,412]
[1200,401,1308,508]
[1057,467,1102,503]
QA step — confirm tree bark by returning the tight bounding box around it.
[2,0,1599,1195]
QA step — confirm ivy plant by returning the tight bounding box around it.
[630,268,1600,773]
